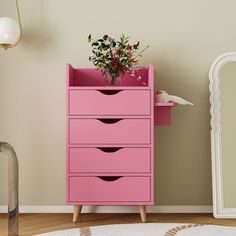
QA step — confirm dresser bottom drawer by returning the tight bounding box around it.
[69,176,150,203]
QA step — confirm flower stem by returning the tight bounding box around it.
[134,45,150,59]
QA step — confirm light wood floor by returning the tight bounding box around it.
[1,213,236,235]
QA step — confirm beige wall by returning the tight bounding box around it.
[1,0,236,206]
[220,62,236,208]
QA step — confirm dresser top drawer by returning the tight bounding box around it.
[67,64,154,87]
[69,90,150,116]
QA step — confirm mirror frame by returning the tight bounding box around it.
[209,51,236,218]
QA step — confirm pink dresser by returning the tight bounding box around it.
[66,64,154,223]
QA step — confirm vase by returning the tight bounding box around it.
[104,72,121,86]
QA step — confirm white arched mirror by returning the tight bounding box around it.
[209,52,236,218]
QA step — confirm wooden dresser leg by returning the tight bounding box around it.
[73,205,82,223]
[139,205,147,223]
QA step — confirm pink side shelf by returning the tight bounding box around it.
[154,102,176,126]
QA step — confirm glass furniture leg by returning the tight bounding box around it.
[0,142,19,236]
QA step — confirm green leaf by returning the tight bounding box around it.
[92,41,99,46]
[88,34,92,42]
[103,35,108,40]
[101,43,109,50]
[96,52,101,57]
[133,41,140,49]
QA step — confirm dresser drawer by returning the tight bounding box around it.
[69,176,150,202]
[69,90,150,116]
[69,147,151,173]
[69,118,150,144]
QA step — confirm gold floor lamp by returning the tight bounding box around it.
[0,0,22,235]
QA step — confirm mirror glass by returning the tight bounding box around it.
[219,61,236,208]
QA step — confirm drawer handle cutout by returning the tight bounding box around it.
[97,90,122,95]
[97,147,123,153]
[98,176,123,182]
[98,119,122,124]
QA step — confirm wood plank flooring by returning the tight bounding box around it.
[1,213,236,235]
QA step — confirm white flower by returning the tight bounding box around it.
[108,36,115,42]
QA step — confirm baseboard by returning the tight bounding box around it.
[0,205,213,214]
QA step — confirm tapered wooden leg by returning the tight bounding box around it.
[139,205,147,223]
[73,205,82,223]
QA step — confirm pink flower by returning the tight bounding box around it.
[131,59,138,64]
[127,44,132,50]
[110,50,117,57]
[110,57,120,67]
[127,51,133,57]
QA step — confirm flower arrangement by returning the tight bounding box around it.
[88,34,149,85]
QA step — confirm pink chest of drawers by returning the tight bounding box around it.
[66,64,154,223]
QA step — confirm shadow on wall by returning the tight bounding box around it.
[22,27,57,51]
[20,0,57,52]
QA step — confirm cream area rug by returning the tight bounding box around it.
[37,223,236,236]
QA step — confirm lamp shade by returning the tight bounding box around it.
[0,17,21,48]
